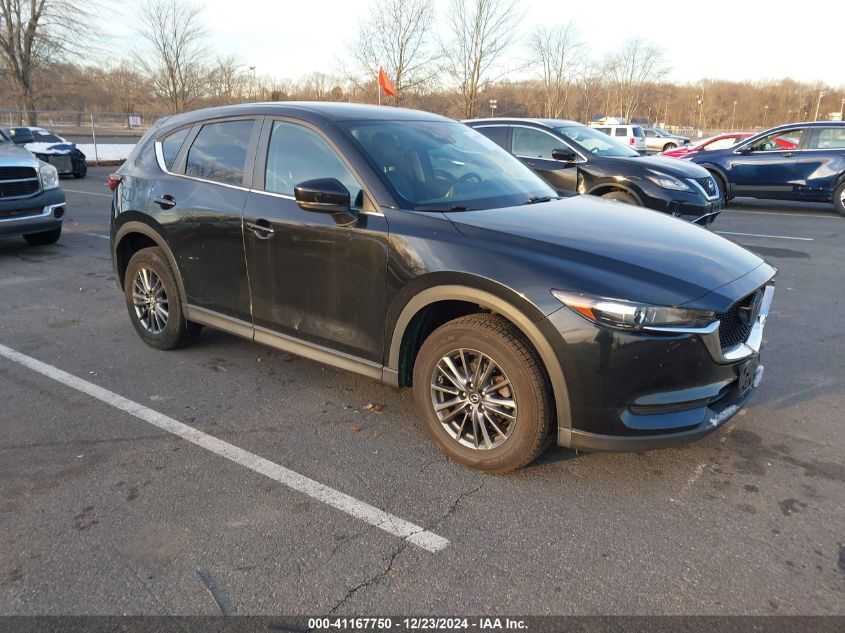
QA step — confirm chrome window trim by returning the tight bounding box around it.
[154,140,251,192]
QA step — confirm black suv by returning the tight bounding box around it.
[111,103,774,472]
[465,118,722,225]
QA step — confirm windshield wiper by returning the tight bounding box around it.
[524,196,553,205]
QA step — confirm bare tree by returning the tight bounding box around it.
[529,21,584,118]
[350,0,439,102]
[208,55,247,105]
[605,37,667,122]
[443,0,521,118]
[135,0,208,114]
[0,0,96,123]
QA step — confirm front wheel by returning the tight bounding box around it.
[601,190,639,206]
[23,227,61,245]
[412,314,552,473]
[663,143,678,152]
[124,247,201,350]
[834,180,845,216]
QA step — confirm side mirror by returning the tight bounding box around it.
[738,145,754,155]
[552,148,578,162]
[294,178,351,213]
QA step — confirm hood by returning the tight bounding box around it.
[25,141,76,155]
[616,154,711,178]
[0,143,39,167]
[444,196,769,310]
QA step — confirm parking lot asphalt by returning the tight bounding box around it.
[1,167,843,615]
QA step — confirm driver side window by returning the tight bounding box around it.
[512,127,563,160]
[265,121,363,207]
[749,129,803,152]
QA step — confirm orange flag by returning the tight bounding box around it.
[378,66,397,97]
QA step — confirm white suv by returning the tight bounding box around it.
[592,125,646,152]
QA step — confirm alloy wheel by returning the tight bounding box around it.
[132,268,168,334]
[430,348,517,450]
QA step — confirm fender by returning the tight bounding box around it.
[113,219,187,303]
[385,284,572,433]
[584,181,644,205]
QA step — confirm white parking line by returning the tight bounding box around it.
[0,343,450,553]
[728,209,839,219]
[63,188,112,198]
[715,231,813,242]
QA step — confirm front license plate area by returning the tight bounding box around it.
[737,356,760,396]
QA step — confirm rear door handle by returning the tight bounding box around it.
[246,220,274,239]
[153,194,176,209]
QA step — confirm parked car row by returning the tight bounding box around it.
[2,126,87,178]
[466,118,721,224]
[109,102,776,472]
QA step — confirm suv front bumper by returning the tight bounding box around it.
[0,188,65,237]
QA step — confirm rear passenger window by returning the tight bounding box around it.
[185,120,254,186]
[512,127,562,159]
[614,128,627,137]
[264,121,363,206]
[161,127,191,170]
[809,128,845,150]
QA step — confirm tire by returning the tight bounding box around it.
[412,314,552,473]
[601,190,639,206]
[834,180,845,216]
[73,163,87,178]
[23,227,61,245]
[663,143,677,152]
[708,170,728,202]
[123,247,201,350]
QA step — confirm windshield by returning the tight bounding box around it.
[342,120,555,211]
[32,130,64,143]
[555,126,640,158]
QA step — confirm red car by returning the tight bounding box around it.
[663,132,797,158]
[662,133,752,158]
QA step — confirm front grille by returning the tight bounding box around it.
[0,166,40,199]
[47,155,73,173]
[695,176,718,198]
[717,290,761,351]
[0,207,42,219]
[0,166,37,180]
[0,179,40,198]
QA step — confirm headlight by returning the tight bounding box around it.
[39,162,59,190]
[646,172,690,191]
[552,290,715,330]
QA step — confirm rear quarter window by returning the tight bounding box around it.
[161,127,192,170]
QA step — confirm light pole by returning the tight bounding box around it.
[249,66,257,101]
[489,99,497,118]
[763,104,769,128]
[732,100,737,130]
[814,89,827,121]
[696,95,703,137]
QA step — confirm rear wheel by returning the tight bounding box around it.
[124,247,201,350]
[73,163,87,178]
[23,227,61,245]
[412,314,552,473]
[662,142,678,152]
[601,190,639,206]
[834,180,845,216]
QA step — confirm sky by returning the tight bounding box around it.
[108,0,845,88]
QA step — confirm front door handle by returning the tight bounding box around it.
[154,194,176,209]
[780,152,796,158]
[246,220,275,239]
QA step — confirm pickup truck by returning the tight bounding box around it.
[0,128,66,245]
